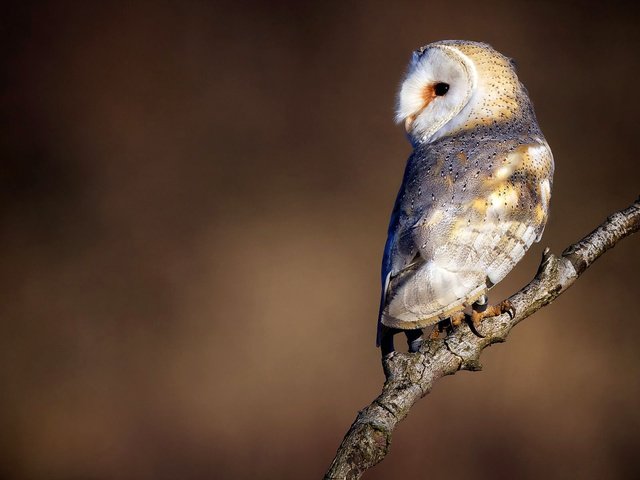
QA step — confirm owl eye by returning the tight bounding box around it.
[434,82,450,96]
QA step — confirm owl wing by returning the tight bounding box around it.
[378,140,553,335]
[376,161,426,345]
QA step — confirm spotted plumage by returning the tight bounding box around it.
[378,41,553,348]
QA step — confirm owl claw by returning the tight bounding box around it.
[503,300,516,319]
[400,299,515,347]
[466,299,516,337]
[465,315,485,338]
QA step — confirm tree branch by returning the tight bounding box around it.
[324,196,640,480]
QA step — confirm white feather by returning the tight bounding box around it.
[396,46,477,143]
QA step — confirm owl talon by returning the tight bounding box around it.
[502,300,516,319]
[465,314,485,338]
[501,300,516,320]
[465,299,517,337]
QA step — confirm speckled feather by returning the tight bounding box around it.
[378,41,554,337]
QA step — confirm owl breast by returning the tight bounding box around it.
[380,125,553,330]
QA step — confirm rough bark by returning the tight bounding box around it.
[324,197,640,480]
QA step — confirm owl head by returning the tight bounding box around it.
[396,41,525,145]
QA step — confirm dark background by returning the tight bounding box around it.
[2,1,640,479]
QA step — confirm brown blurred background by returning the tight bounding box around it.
[1,1,639,479]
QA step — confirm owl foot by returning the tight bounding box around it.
[430,311,485,338]
[430,315,460,339]
[466,298,515,337]
[429,300,515,339]
[380,326,424,355]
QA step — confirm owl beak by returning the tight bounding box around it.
[404,85,436,133]
[404,115,416,132]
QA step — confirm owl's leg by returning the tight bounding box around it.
[466,295,516,337]
[379,326,401,356]
[430,315,460,339]
[405,328,424,353]
[380,326,424,355]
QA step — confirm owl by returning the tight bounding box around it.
[378,40,554,355]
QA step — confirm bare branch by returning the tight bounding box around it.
[324,197,640,480]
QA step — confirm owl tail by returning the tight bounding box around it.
[376,272,392,347]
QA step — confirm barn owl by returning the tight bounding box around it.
[378,40,553,355]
